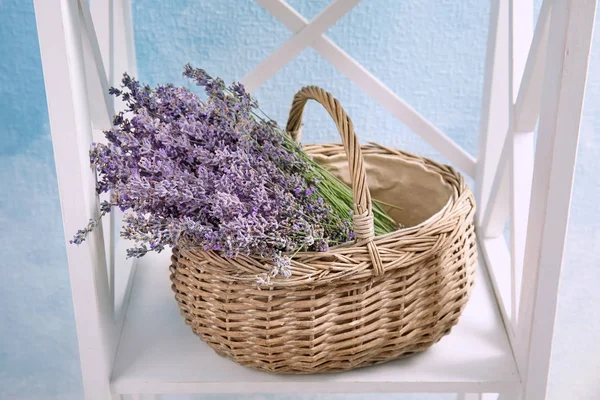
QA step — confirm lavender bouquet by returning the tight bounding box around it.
[72,65,397,277]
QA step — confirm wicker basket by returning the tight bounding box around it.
[170,86,477,374]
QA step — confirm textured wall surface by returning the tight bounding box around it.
[0,0,598,399]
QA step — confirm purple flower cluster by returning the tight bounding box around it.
[72,65,353,269]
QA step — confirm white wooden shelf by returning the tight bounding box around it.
[110,246,519,395]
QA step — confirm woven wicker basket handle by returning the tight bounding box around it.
[286,86,384,276]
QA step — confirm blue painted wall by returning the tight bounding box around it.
[0,1,598,399]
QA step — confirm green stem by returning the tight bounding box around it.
[242,93,398,238]
[278,125,397,236]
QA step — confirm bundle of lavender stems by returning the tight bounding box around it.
[72,65,397,278]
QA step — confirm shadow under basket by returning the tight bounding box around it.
[169,86,477,374]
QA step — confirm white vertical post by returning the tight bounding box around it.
[496,388,521,400]
[119,394,162,400]
[475,0,510,224]
[508,0,533,328]
[89,0,139,320]
[481,139,510,238]
[458,394,482,400]
[517,1,596,400]
[478,0,521,330]
[110,0,139,322]
[33,0,118,398]
[508,0,552,330]
[480,0,550,332]
[79,0,117,303]
[508,132,533,326]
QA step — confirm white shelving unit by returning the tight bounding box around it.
[33,0,596,399]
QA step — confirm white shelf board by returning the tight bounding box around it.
[111,247,519,395]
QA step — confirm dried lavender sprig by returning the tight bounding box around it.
[73,68,345,262]
[187,67,397,236]
[70,200,112,244]
[249,94,397,236]
[73,66,398,280]
[279,125,398,236]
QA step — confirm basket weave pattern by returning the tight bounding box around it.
[170,86,477,374]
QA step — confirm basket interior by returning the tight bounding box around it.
[311,152,453,227]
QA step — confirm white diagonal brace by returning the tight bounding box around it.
[508,0,534,329]
[90,0,113,84]
[481,0,537,333]
[91,0,137,87]
[78,0,114,130]
[89,0,139,318]
[110,0,139,320]
[514,0,551,133]
[80,0,117,304]
[510,0,534,101]
[509,130,533,325]
[481,132,510,237]
[475,0,510,218]
[479,0,549,238]
[254,0,476,177]
[479,236,513,339]
[316,41,476,178]
[242,0,361,93]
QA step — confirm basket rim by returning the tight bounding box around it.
[174,142,475,285]
[303,142,459,240]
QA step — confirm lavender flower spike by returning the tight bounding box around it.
[71,65,396,279]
